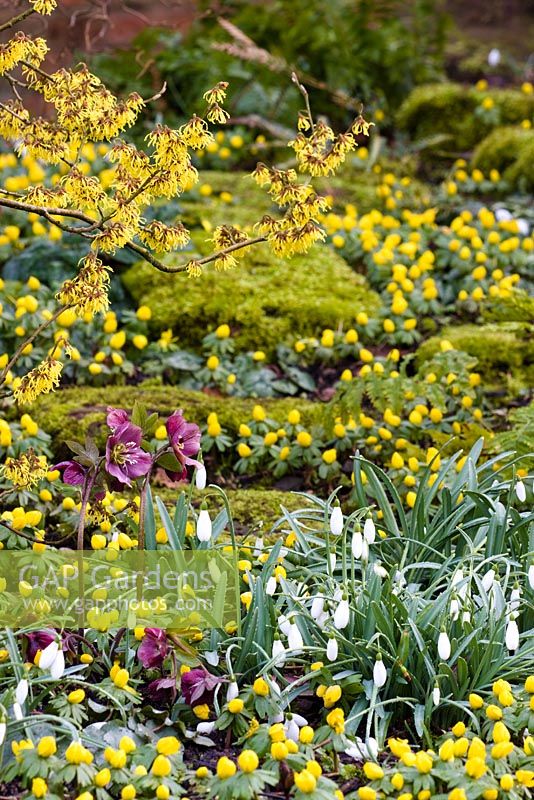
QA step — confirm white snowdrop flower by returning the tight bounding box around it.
[270,679,282,698]
[0,721,6,745]
[287,621,304,652]
[462,610,471,624]
[345,736,378,760]
[452,568,469,600]
[373,562,387,578]
[311,595,325,620]
[271,711,284,724]
[393,570,406,586]
[272,638,286,663]
[329,554,337,572]
[196,508,212,542]
[362,539,369,563]
[278,615,292,636]
[326,636,338,662]
[265,576,277,596]
[12,702,23,721]
[285,717,299,742]
[196,721,215,734]
[495,207,512,222]
[205,650,218,666]
[438,630,451,660]
[39,640,59,671]
[488,48,501,66]
[333,586,343,602]
[516,218,529,236]
[516,480,527,502]
[433,685,440,706]
[373,654,387,688]
[227,680,239,701]
[450,597,460,621]
[195,463,207,490]
[529,564,534,590]
[293,713,308,727]
[505,616,519,652]
[509,584,521,614]
[316,610,330,630]
[49,647,65,680]
[482,568,496,592]
[352,529,363,559]
[334,598,350,630]
[15,679,28,706]
[253,537,264,556]
[363,517,376,544]
[330,504,343,536]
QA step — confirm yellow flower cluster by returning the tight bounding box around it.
[2,450,48,489]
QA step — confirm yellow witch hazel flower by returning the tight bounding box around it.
[2,451,48,488]
[29,0,57,14]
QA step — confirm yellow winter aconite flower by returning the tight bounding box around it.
[216,756,236,779]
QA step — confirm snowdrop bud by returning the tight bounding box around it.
[196,506,212,542]
[253,537,264,556]
[495,208,511,222]
[438,629,451,660]
[196,721,215,734]
[195,463,207,490]
[373,562,387,578]
[373,654,387,688]
[272,637,286,663]
[361,538,369,563]
[462,610,471,624]
[15,679,28,706]
[505,615,519,652]
[363,517,376,544]
[292,713,308,727]
[488,47,501,66]
[529,563,534,591]
[330,502,343,536]
[326,635,338,662]
[352,529,363,559]
[450,597,460,621]
[516,480,526,503]
[271,711,284,724]
[433,684,440,706]
[287,621,304,652]
[12,702,23,721]
[482,568,495,592]
[316,610,329,630]
[265,576,277,596]
[334,597,350,630]
[50,647,65,680]
[0,721,5,745]
[329,554,337,572]
[227,679,239,701]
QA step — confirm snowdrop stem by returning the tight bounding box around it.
[324,503,332,579]
[209,485,242,638]
[365,682,378,751]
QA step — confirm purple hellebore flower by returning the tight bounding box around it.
[166,410,201,481]
[25,629,55,664]
[107,407,130,432]
[138,628,169,669]
[54,460,87,486]
[144,676,177,705]
[105,421,152,487]
[181,667,221,706]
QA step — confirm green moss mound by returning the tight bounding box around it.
[156,486,303,532]
[416,323,534,390]
[471,126,534,191]
[122,243,380,352]
[396,83,534,154]
[32,383,321,452]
